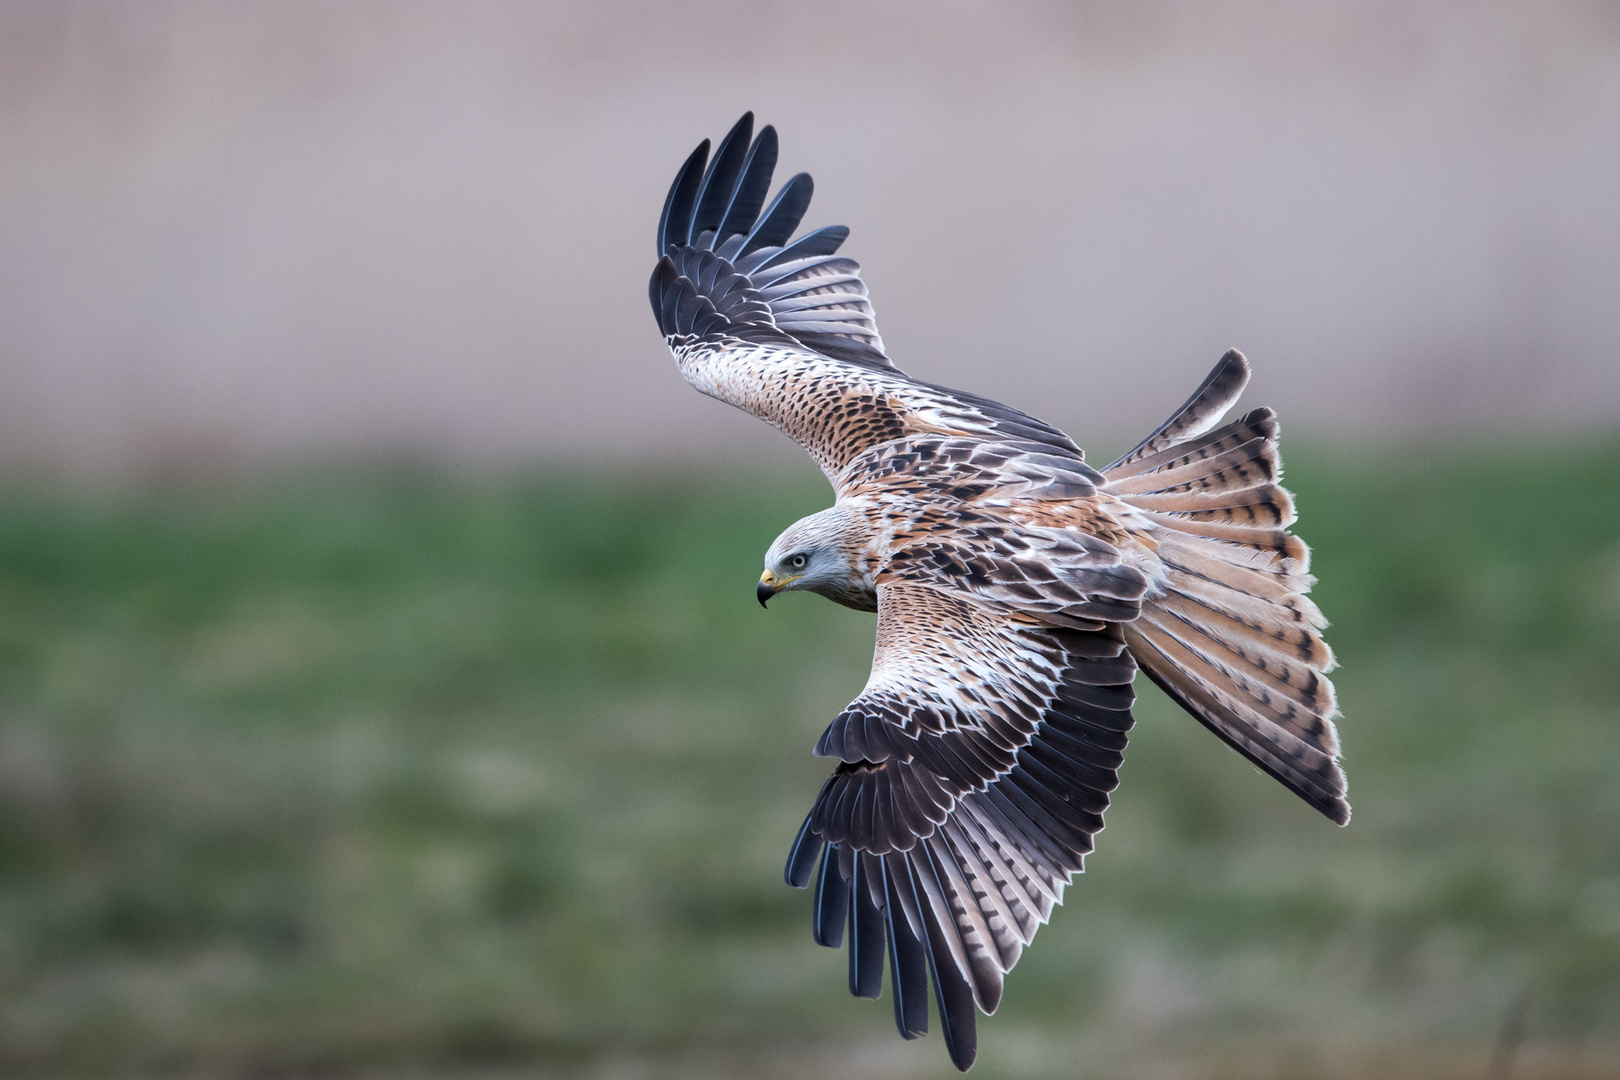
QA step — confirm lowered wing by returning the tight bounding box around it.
[783,581,1137,1070]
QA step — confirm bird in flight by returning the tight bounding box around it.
[648,113,1346,1071]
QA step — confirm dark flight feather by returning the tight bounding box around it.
[689,113,754,246]
[784,803,825,888]
[849,854,886,998]
[656,140,708,256]
[884,855,931,1040]
[717,125,779,248]
[740,171,814,255]
[813,843,850,948]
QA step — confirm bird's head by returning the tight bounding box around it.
[757,506,867,608]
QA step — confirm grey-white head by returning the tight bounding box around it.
[757,504,876,612]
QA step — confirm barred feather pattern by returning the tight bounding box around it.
[1102,354,1349,824]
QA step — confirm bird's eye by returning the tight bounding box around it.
[790,553,808,569]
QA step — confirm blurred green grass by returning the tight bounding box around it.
[1,443,1618,1078]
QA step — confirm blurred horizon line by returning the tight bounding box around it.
[3,0,1618,478]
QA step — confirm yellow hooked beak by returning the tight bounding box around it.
[757,569,801,608]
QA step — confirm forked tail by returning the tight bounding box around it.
[1104,351,1349,824]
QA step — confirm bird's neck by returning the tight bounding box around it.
[813,500,883,613]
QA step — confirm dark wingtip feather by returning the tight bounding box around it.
[916,852,979,1070]
[784,805,824,888]
[883,857,930,1040]
[717,124,779,248]
[933,961,978,1071]
[849,855,886,999]
[657,140,709,257]
[813,845,850,948]
[690,113,754,249]
[741,171,814,257]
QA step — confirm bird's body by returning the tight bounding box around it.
[650,114,1346,1072]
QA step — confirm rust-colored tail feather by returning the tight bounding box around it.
[1106,351,1349,825]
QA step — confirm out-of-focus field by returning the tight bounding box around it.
[1,444,1618,1079]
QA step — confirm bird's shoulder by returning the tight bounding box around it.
[833,436,1155,632]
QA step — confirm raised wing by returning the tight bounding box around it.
[650,114,1084,485]
[655,113,888,368]
[782,582,1136,1070]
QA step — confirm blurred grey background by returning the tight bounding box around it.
[3,5,1620,1080]
[3,0,1618,476]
